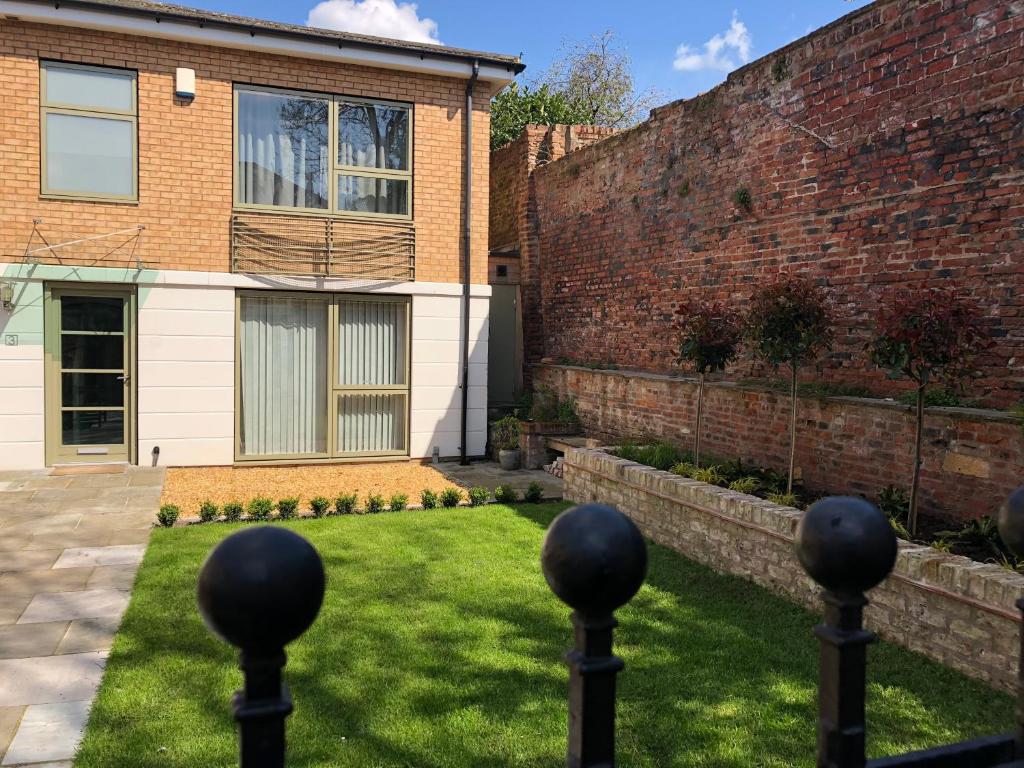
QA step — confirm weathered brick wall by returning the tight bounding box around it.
[537,363,1024,522]
[518,0,1024,406]
[565,447,1024,692]
[0,20,495,283]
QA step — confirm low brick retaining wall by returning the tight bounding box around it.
[565,447,1024,692]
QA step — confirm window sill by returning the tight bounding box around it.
[40,193,139,205]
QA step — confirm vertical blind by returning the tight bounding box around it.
[337,299,408,453]
[239,296,328,456]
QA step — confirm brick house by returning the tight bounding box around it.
[0,0,522,468]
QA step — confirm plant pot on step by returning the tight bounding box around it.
[499,448,522,471]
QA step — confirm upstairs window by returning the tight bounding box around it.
[40,62,137,201]
[235,86,411,219]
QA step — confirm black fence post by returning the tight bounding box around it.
[795,497,898,768]
[541,503,648,768]
[197,526,326,768]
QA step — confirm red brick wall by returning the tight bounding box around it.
[537,364,1023,522]
[517,0,1023,407]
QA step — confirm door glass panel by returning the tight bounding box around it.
[62,373,124,407]
[337,393,406,453]
[337,299,407,386]
[61,335,123,370]
[62,411,124,446]
[60,296,124,332]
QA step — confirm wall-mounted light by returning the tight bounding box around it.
[0,281,13,311]
[175,67,195,100]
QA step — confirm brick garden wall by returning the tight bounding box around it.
[510,0,1024,406]
[565,446,1024,692]
[0,20,496,283]
[537,363,1023,522]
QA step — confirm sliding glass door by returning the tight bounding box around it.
[236,291,409,461]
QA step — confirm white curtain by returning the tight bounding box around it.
[337,299,408,452]
[240,296,327,456]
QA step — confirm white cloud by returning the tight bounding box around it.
[306,0,441,45]
[673,12,752,73]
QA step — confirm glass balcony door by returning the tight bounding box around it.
[45,286,135,464]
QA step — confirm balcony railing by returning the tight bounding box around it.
[231,212,415,281]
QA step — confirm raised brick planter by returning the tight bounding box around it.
[564,446,1024,692]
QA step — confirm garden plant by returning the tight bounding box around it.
[868,286,991,535]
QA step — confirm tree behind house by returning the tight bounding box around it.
[745,276,834,495]
[868,286,991,536]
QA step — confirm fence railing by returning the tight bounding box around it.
[196,486,1024,768]
[230,212,415,281]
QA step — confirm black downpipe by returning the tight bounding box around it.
[460,60,479,465]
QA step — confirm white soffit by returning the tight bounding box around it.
[2,1,518,85]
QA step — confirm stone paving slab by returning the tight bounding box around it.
[0,598,31,627]
[1,700,92,766]
[18,590,130,625]
[0,652,107,706]
[438,461,564,499]
[0,569,94,598]
[86,565,138,591]
[56,616,120,656]
[0,623,67,660]
[0,551,62,573]
[0,708,23,759]
[21,532,114,551]
[52,544,145,570]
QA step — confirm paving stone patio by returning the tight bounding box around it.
[438,460,564,500]
[0,466,163,767]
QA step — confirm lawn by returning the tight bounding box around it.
[76,504,1013,767]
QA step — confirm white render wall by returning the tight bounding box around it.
[0,264,489,469]
[137,285,236,466]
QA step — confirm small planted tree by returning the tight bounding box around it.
[745,275,833,495]
[869,286,990,536]
[674,299,742,467]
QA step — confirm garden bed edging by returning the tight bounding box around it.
[564,446,1024,692]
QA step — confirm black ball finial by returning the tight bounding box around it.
[197,527,325,653]
[998,486,1024,559]
[541,503,647,617]
[795,496,897,595]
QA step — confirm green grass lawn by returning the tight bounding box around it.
[76,504,1012,768]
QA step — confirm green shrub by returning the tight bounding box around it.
[420,489,439,509]
[310,496,331,518]
[767,492,799,508]
[389,493,409,512]
[728,477,761,495]
[492,415,520,451]
[365,494,386,514]
[440,488,462,508]
[335,493,358,515]
[223,501,243,522]
[670,462,697,478]
[277,497,299,520]
[468,487,489,507]
[896,388,966,408]
[494,485,518,504]
[692,466,724,485]
[527,385,580,424]
[247,496,274,521]
[615,441,684,472]
[198,500,219,523]
[524,481,544,504]
[156,504,180,528]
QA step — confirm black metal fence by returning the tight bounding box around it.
[196,486,1024,768]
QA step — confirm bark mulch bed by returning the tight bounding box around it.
[161,463,460,515]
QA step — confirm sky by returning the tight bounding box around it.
[180,0,873,103]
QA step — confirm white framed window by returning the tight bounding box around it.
[40,61,138,201]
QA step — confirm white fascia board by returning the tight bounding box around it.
[3,1,517,85]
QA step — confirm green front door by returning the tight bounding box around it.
[45,285,135,465]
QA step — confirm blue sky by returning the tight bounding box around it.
[184,0,872,102]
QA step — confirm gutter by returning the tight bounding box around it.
[460,59,479,466]
[2,0,519,84]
